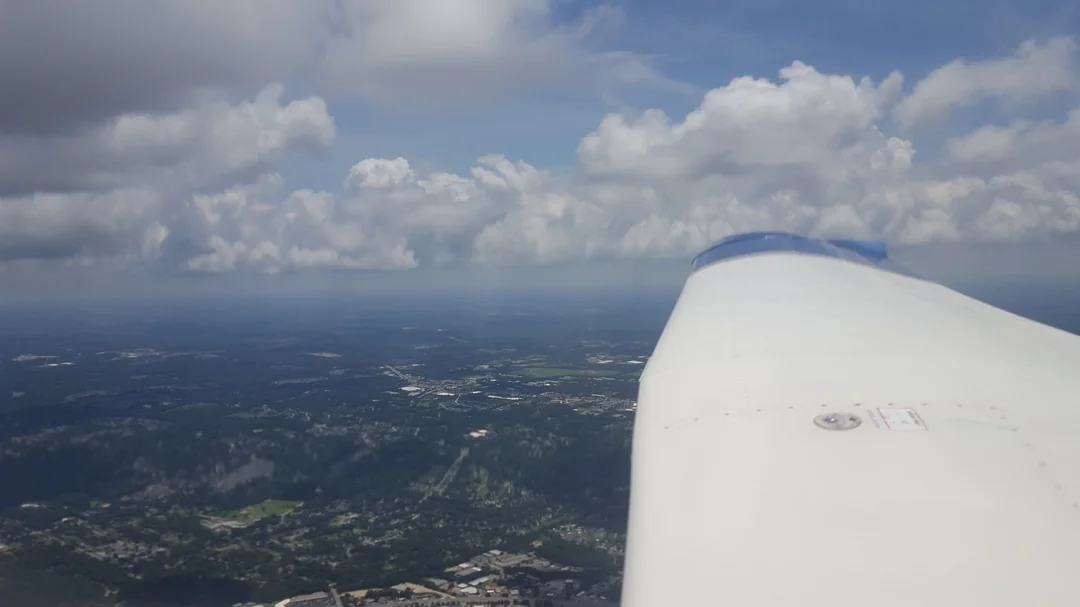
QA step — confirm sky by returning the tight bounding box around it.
[1,0,1080,299]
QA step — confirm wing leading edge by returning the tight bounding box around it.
[622,232,1080,606]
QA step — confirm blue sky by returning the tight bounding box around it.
[1,0,1079,291]
[292,0,1080,183]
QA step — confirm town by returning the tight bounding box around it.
[1,308,649,606]
[254,549,618,607]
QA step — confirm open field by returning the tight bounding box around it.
[515,367,618,379]
[227,500,303,524]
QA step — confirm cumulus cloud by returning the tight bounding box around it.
[578,62,906,179]
[346,158,415,189]
[247,50,1074,265]
[0,0,681,275]
[320,0,680,107]
[2,10,1080,276]
[0,188,162,262]
[176,156,555,273]
[947,107,1080,174]
[0,85,334,267]
[893,37,1077,128]
[0,84,335,196]
[180,175,419,273]
[155,64,1080,273]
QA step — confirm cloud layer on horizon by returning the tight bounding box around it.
[1,1,1078,276]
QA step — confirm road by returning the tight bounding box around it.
[328,584,344,607]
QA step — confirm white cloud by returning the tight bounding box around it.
[0,85,333,267]
[312,54,1071,261]
[105,84,334,187]
[947,107,1080,174]
[935,105,1080,243]
[3,29,1080,275]
[578,62,905,179]
[893,37,1077,128]
[345,158,415,189]
[164,91,1080,273]
[319,0,680,107]
[0,84,334,196]
[0,188,162,262]
[181,176,421,273]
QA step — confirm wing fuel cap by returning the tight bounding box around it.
[814,412,862,431]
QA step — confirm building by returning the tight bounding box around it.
[283,591,333,607]
[425,578,451,590]
[489,552,532,569]
[453,566,483,580]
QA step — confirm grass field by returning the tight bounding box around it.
[330,513,359,528]
[515,367,618,378]
[228,499,302,524]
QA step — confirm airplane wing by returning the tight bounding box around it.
[622,232,1080,606]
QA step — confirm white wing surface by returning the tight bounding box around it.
[622,232,1080,606]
